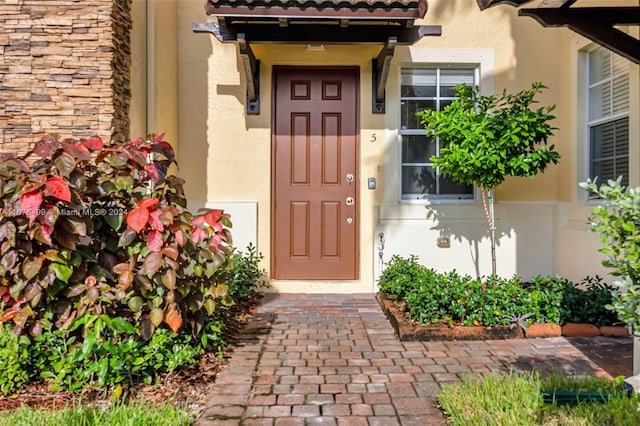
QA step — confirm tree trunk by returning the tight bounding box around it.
[481,187,497,276]
[489,188,496,276]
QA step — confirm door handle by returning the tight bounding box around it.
[346,197,354,206]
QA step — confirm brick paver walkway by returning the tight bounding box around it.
[196,293,633,426]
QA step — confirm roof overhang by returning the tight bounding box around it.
[193,21,441,45]
[193,0,441,114]
[476,0,640,64]
[198,0,439,45]
[205,0,428,22]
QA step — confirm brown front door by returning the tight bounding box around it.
[272,67,359,280]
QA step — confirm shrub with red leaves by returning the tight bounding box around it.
[0,134,233,340]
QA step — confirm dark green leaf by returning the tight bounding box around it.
[139,316,155,341]
[60,216,87,236]
[118,228,138,247]
[105,212,123,231]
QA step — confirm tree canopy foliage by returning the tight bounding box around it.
[417,82,560,190]
[417,82,560,275]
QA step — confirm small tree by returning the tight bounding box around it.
[581,178,639,332]
[417,82,559,275]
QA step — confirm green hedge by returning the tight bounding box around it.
[378,255,619,327]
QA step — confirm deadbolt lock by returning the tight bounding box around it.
[346,173,354,183]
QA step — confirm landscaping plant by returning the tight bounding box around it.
[0,134,266,395]
[582,178,640,333]
[417,83,559,275]
[558,275,617,326]
[378,255,618,328]
[376,254,428,300]
[0,134,233,339]
[226,243,268,301]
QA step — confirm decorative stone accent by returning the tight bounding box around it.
[0,0,132,154]
[524,322,562,338]
[562,323,601,338]
[600,325,629,337]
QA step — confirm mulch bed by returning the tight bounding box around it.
[0,293,262,417]
[377,293,524,341]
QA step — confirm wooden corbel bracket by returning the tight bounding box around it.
[238,33,260,114]
[372,36,397,114]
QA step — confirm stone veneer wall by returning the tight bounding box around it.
[0,0,132,154]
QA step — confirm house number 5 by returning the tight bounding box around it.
[370,133,377,143]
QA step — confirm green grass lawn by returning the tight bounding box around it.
[0,401,193,426]
[439,372,639,426]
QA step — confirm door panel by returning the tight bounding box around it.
[273,67,359,279]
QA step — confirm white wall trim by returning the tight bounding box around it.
[382,47,495,209]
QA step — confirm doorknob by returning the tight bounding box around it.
[346,173,354,183]
[346,197,354,206]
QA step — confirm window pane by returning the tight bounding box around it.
[401,100,435,130]
[399,66,476,200]
[590,122,615,159]
[589,47,610,84]
[615,118,629,156]
[440,99,455,110]
[588,47,628,122]
[402,84,436,98]
[440,69,475,97]
[589,82,611,120]
[402,135,436,163]
[439,175,474,197]
[590,118,629,184]
[587,49,629,195]
[612,73,629,114]
[401,69,436,97]
[616,159,629,187]
[612,52,627,76]
[402,165,436,196]
[591,159,615,183]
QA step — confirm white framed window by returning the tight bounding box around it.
[399,67,477,201]
[587,46,629,188]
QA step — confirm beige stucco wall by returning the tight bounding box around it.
[376,1,571,280]
[130,0,179,160]
[551,0,640,284]
[133,0,640,291]
[553,29,640,284]
[130,0,146,140]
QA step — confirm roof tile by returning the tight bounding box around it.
[208,0,421,8]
